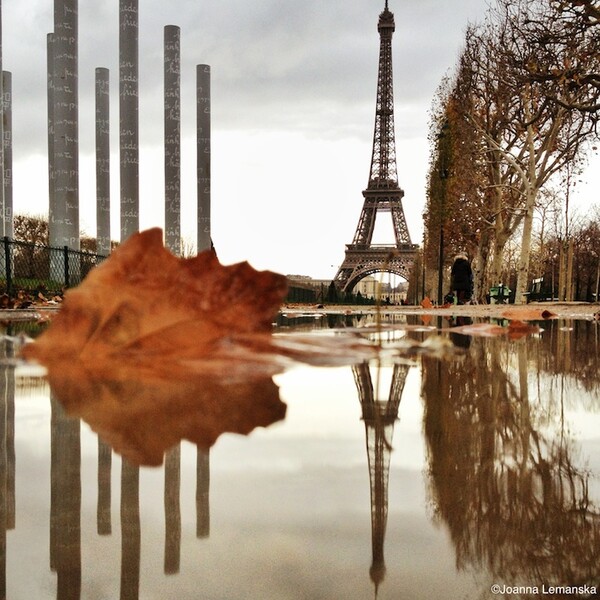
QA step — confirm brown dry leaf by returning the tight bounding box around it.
[22,228,288,376]
[450,320,542,340]
[47,361,286,466]
[421,296,433,309]
[448,322,507,337]
[500,307,557,321]
[20,228,290,464]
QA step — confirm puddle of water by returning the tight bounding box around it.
[1,314,599,599]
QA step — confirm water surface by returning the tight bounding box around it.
[1,314,599,599]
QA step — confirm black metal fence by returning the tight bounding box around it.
[1,237,107,297]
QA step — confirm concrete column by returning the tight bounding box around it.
[2,71,11,239]
[0,0,4,239]
[47,33,55,240]
[51,0,79,250]
[119,0,139,241]
[164,26,180,255]
[196,65,211,252]
[95,68,110,256]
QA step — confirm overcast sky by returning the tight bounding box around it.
[3,0,599,279]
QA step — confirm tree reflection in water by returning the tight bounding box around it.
[421,319,600,592]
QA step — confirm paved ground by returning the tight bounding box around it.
[281,301,600,320]
[1,301,598,325]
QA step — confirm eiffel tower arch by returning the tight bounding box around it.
[335,1,418,293]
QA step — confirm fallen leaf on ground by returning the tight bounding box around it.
[449,319,543,340]
[20,228,290,463]
[21,228,289,377]
[500,307,557,321]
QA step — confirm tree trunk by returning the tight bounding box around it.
[514,122,538,305]
[489,226,512,291]
[566,238,574,301]
[473,226,492,302]
[514,187,537,304]
[558,242,566,301]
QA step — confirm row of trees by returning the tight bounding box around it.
[423,0,600,303]
[11,214,199,257]
[12,214,104,254]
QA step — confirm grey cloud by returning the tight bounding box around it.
[4,0,488,158]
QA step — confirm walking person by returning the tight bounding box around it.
[450,253,473,305]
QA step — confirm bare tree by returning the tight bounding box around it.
[425,78,490,301]
[13,214,49,245]
[446,0,597,302]
[523,0,600,115]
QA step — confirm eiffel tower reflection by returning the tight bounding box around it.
[353,361,409,597]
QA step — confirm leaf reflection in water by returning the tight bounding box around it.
[44,361,286,467]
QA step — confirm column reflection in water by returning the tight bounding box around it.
[49,396,81,600]
[120,460,140,600]
[421,321,600,589]
[97,438,112,535]
[164,444,181,575]
[353,361,409,597]
[0,340,16,598]
[196,448,210,538]
[40,388,214,598]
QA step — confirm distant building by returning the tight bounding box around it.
[286,274,407,304]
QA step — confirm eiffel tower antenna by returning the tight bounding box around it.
[334,3,418,294]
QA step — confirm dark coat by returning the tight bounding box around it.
[450,258,472,292]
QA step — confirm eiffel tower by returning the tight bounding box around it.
[335,1,418,293]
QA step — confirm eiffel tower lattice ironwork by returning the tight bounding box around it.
[335,1,418,293]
